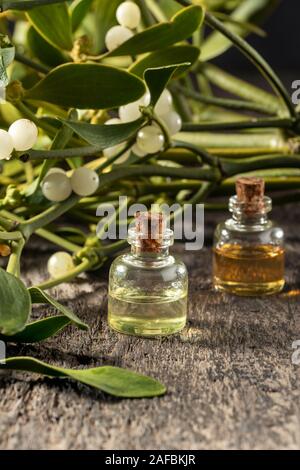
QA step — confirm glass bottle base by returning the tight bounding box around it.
[214,278,285,297]
[108,317,186,337]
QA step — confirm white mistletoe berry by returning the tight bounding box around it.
[136,125,165,154]
[8,119,38,151]
[42,172,72,202]
[155,90,173,116]
[132,143,147,157]
[105,25,133,52]
[47,252,75,279]
[161,111,182,135]
[119,92,151,123]
[71,167,99,196]
[116,1,141,30]
[0,129,14,160]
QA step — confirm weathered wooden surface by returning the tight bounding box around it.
[0,205,300,450]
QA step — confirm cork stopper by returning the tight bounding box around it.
[236,177,265,214]
[135,211,166,253]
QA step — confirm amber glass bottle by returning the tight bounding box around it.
[213,177,285,296]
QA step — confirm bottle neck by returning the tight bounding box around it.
[130,245,170,260]
[127,226,174,263]
[228,196,272,230]
[232,212,269,226]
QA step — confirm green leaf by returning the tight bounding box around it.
[0,316,70,343]
[94,0,123,52]
[1,0,69,10]
[145,63,189,107]
[25,63,146,109]
[70,0,93,32]
[0,356,167,398]
[0,34,15,86]
[202,0,274,61]
[106,5,203,57]
[27,26,66,68]
[153,0,181,18]
[29,287,88,331]
[62,117,144,147]
[0,268,31,336]
[130,45,200,78]
[26,2,73,51]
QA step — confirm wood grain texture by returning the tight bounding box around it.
[0,205,299,450]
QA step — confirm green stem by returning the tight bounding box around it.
[36,257,92,291]
[182,118,293,132]
[20,194,80,239]
[129,176,300,196]
[36,228,82,253]
[6,237,25,278]
[30,111,77,191]
[175,132,290,157]
[0,231,23,241]
[25,145,103,161]
[95,240,127,257]
[173,84,275,115]
[137,0,156,26]
[172,90,193,122]
[96,196,131,240]
[204,12,296,118]
[145,0,168,22]
[201,63,283,115]
[221,154,300,177]
[185,181,217,206]
[173,140,217,166]
[0,214,18,231]
[14,52,49,74]
[152,115,172,150]
[99,165,221,190]
[211,12,266,37]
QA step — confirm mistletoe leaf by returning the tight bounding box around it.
[26,2,73,51]
[106,5,203,57]
[0,34,15,87]
[70,0,93,32]
[94,0,123,52]
[0,268,31,336]
[62,117,144,147]
[29,287,88,331]
[27,26,66,68]
[25,63,146,109]
[202,0,275,61]
[0,1,69,10]
[0,316,71,343]
[130,45,200,78]
[0,356,167,398]
[145,63,189,107]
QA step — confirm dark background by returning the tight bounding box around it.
[214,0,299,87]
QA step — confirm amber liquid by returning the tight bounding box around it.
[213,244,285,296]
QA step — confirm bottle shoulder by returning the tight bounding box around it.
[111,253,186,269]
[214,218,284,246]
[109,253,188,284]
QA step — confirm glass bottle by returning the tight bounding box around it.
[213,177,285,296]
[108,211,188,337]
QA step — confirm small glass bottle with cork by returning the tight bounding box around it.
[213,177,285,296]
[108,211,188,337]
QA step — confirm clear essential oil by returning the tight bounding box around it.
[213,177,285,296]
[108,212,188,337]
